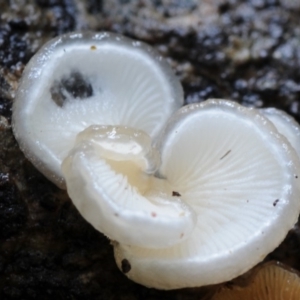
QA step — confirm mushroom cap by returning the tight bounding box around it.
[260,107,300,159]
[62,125,196,249]
[113,99,300,289]
[12,31,183,188]
[212,262,300,300]
[75,125,161,174]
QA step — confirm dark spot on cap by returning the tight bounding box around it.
[172,191,181,197]
[295,175,298,179]
[62,71,93,99]
[180,233,184,238]
[273,199,279,207]
[151,212,157,217]
[90,45,97,50]
[121,259,131,273]
[50,80,66,107]
[50,71,93,107]
[114,213,119,217]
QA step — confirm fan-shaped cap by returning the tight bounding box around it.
[62,125,196,248]
[212,262,300,299]
[113,99,300,289]
[260,107,300,159]
[12,31,183,188]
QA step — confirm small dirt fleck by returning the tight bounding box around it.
[295,175,298,179]
[151,212,157,217]
[121,259,131,274]
[90,45,97,50]
[220,150,231,160]
[172,191,181,197]
[180,233,184,238]
[273,199,279,207]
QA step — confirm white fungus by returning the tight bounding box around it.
[11,31,300,291]
[260,107,300,159]
[113,99,300,289]
[12,31,183,188]
[62,125,196,248]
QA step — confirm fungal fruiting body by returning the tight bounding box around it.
[12,31,300,291]
[12,32,183,188]
[62,125,196,249]
[212,262,300,300]
[112,100,300,289]
[260,108,300,158]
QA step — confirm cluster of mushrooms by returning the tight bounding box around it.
[12,32,300,292]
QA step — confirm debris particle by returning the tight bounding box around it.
[172,191,181,197]
[273,199,279,207]
[121,259,131,273]
[220,150,231,160]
